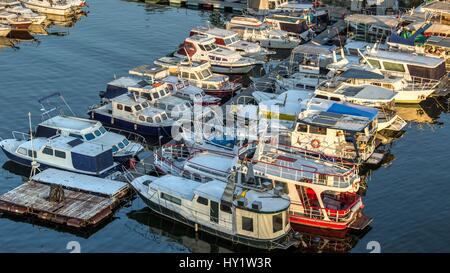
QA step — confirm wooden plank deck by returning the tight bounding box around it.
[0,181,129,228]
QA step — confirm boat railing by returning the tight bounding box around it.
[290,198,358,222]
[405,76,441,91]
[11,131,30,141]
[104,126,150,150]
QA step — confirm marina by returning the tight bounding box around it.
[0,0,450,253]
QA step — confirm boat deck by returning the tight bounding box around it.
[0,169,131,229]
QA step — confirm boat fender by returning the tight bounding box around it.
[134,124,137,131]
[311,139,320,149]
[352,182,359,193]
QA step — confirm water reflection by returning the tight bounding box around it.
[0,12,86,52]
[127,207,366,253]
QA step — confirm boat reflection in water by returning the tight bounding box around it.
[395,97,448,124]
[127,207,365,253]
[45,10,87,28]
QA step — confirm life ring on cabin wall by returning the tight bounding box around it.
[352,182,360,193]
[311,139,320,149]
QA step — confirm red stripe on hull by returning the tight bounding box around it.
[289,214,349,230]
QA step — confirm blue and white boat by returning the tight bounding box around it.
[88,94,175,141]
[0,133,119,177]
[99,76,149,100]
[35,115,145,163]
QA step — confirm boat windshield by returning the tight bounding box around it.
[200,68,212,79]
[200,43,217,51]
[224,35,239,45]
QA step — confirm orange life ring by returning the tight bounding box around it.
[311,139,320,149]
[152,82,163,88]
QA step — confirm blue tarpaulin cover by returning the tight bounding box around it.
[327,103,378,120]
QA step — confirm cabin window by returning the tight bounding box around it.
[153,92,160,99]
[160,192,181,205]
[155,116,162,123]
[139,115,145,121]
[201,69,212,78]
[94,130,102,137]
[135,105,142,111]
[199,44,207,51]
[117,104,123,110]
[69,133,83,139]
[367,59,381,69]
[202,83,208,89]
[167,105,174,111]
[118,142,125,149]
[274,181,289,194]
[309,126,327,135]
[197,196,209,206]
[242,216,254,232]
[210,201,219,223]
[124,106,132,112]
[408,63,446,80]
[142,102,149,108]
[315,94,328,100]
[99,127,107,134]
[85,133,95,141]
[146,117,153,123]
[161,113,168,120]
[28,150,37,158]
[112,145,118,153]
[220,203,232,214]
[383,62,405,72]
[54,150,66,159]
[189,73,198,80]
[42,147,53,156]
[330,97,341,102]
[142,93,152,100]
[296,124,308,132]
[17,148,27,156]
[123,139,130,146]
[272,213,283,233]
[182,72,189,78]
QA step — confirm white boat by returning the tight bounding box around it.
[0,7,31,29]
[189,26,273,59]
[128,64,222,106]
[226,16,300,49]
[35,115,145,163]
[0,133,119,177]
[20,0,79,16]
[2,1,46,25]
[0,23,11,36]
[174,34,258,74]
[264,14,314,41]
[130,174,297,250]
[171,61,242,101]
[315,75,407,132]
[246,0,313,16]
[236,142,372,231]
[88,94,175,141]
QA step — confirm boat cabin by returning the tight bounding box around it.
[364,48,447,81]
[290,101,379,162]
[101,76,150,100]
[110,94,172,125]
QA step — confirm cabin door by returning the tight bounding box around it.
[210,201,219,223]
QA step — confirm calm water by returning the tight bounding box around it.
[1,0,450,253]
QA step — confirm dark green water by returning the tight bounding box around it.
[0,0,449,253]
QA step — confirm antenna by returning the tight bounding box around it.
[28,112,40,180]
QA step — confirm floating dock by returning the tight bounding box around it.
[0,169,130,229]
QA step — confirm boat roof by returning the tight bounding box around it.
[292,44,334,55]
[266,14,305,24]
[340,68,385,79]
[150,174,203,200]
[39,115,100,132]
[424,23,450,36]
[187,153,233,173]
[21,136,111,155]
[129,64,168,78]
[32,168,127,197]
[229,16,263,27]
[335,85,396,101]
[234,187,290,213]
[366,49,444,67]
[186,34,214,45]
[194,179,226,201]
[344,14,400,28]
[112,93,147,105]
[107,76,147,88]
[421,1,450,15]
[193,26,237,38]
[301,101,377,131]
[425,36,450,49]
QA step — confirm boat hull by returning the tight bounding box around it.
[22,3,76,16]
[0,146,117,178]
[211,64,254,74]
[394,90,435,104]
[89,111,173,142]
[134,189,291,250]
